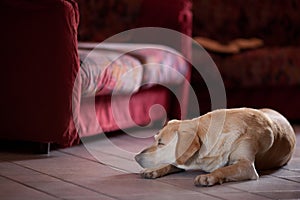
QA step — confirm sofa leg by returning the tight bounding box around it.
[36,142,50,154]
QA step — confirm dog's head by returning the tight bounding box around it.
[135,119,201,169]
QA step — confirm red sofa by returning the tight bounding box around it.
[0,0,192,151]
[190,0,300,121]
[0,0,80,151]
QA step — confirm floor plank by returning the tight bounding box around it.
[0,125,299,200]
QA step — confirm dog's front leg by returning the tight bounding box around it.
[141,164,184,179]
[194,159,259,186]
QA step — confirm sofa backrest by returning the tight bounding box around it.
[76,0,192,41]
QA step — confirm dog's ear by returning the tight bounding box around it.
[163,119,181,127]
[175,121,200,165]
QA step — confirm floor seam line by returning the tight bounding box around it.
[7,160,119,200]
[0,174,63,200]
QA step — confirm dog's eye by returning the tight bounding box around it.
[157,139,165,146]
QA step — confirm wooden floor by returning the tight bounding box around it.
[1,126,300,200]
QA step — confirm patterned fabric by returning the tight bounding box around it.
[79,43,189,97]
[79,49,143,97]
[132,47,189,87]
[212,47,300,89]
[192,0,300,45]
[192,0,300,89]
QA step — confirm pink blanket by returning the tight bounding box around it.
[78,43,189,97]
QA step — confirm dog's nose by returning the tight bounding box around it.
[135,148,148,163]
[134,154,141,162]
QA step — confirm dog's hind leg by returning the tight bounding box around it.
[141,164,184,179]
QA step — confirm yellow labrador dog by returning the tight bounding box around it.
[135,108,296,186]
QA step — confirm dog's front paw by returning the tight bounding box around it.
[194,174,221,187]
[141,169,160,179]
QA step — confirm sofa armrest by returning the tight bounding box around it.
[136,0,192,36]
[0,0,80,147]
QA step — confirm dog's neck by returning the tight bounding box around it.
[197,111,227,156]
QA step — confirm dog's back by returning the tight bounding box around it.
[255,109,296,170]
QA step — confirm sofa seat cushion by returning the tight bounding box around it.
[79,43,189,97]
[210,47,300,89]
